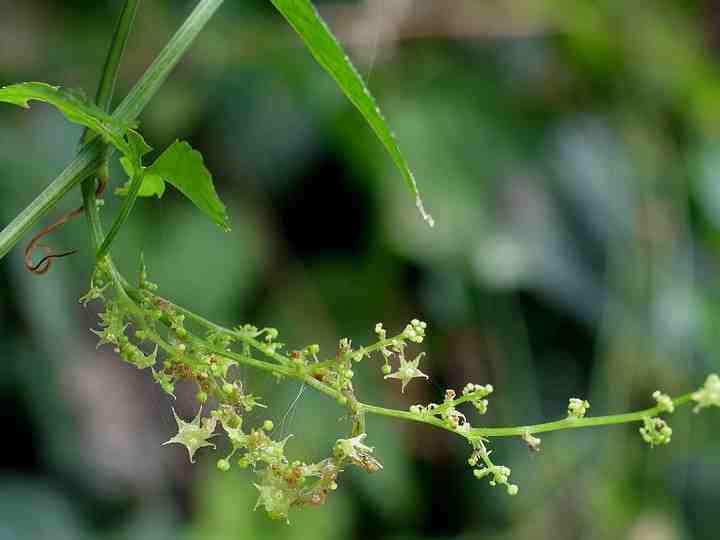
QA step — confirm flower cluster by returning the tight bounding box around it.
[692,374,720,413]
[652,390,674,413]
[567,398,590,419]
[374,320,430,392]
[462,383,494,415]
[522,430,542,452]
[81,263,439,520]
[639,416,672,447]
[469,439,518,496]
[79,259,720,522]
[406,381,523,493]
[409,383,493,432]
[334,434,383,473]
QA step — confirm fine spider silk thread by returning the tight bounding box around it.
[279,382,306,439]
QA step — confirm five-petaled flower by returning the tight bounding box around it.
[163,408,218,462]
[384,352,429,392]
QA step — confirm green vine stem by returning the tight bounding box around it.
[362,394,696,438]
[0,141,105,260]
[85,0,140,129]
[0,0,225,260]
[119,284,700,441]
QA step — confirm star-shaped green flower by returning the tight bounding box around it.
[163,408,218,463]
[384,352,429,392]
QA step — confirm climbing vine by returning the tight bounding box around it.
[0,0,717,523]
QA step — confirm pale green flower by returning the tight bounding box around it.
[254,477,294,521]
[163,408,217,463]
[384,352,429,392]
[639,416,672,447]
[334,433,383,472]
[567,398,590,419]
[652,390,674,413]
[692,374,720,413]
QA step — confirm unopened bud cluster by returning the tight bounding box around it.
[692,374,720,413]
[639,416,672,447]
[567,398,590,419]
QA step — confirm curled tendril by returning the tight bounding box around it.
[24,176,106,275]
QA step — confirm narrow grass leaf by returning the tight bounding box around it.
[268,0,433,226]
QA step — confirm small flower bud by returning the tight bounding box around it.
[217,459,230,472]
[522,431,542,452]
[473,468,490,480]
[263,420,274,431]
[567,398,590,419]
[640,416,672,447]
[692,374,720,413]
[652,390,674,413]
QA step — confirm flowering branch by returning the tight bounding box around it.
[75,252,719,521]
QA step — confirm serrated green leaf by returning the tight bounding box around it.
[0,82,169,257]
[0,82,135,153]
[144,140,230,231]
[268,0,433,227]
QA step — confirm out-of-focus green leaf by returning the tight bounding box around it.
[268,0,433,226]
[0,82,134,152]
[143,140,230,231]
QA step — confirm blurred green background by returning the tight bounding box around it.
[1,0,720,538]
